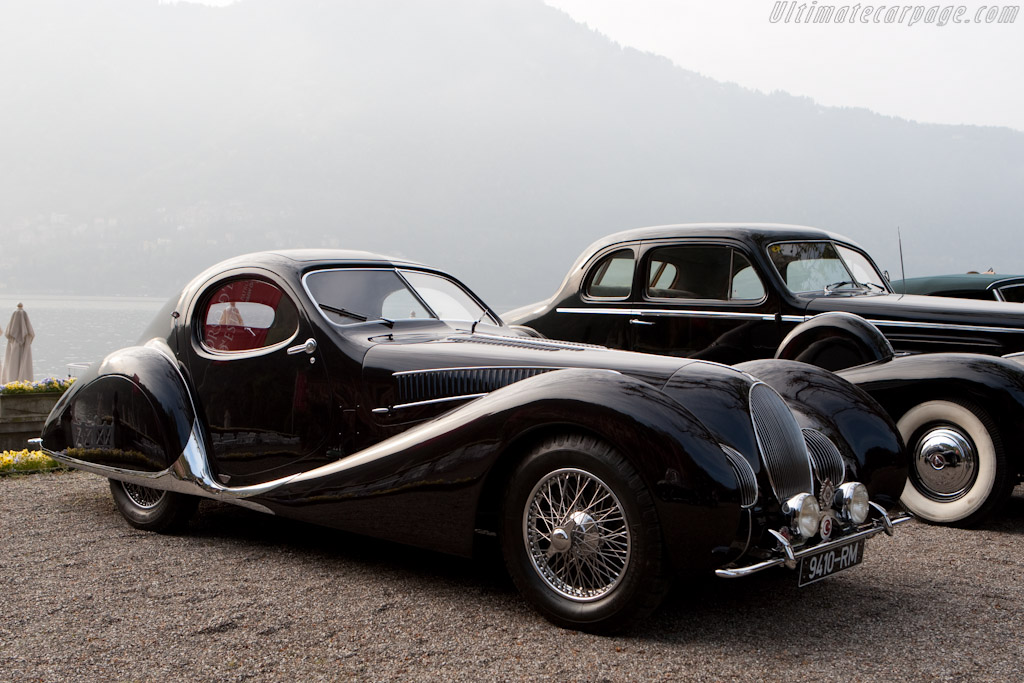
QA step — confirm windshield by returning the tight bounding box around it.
[767,241,889,294]
[304,268,496,325]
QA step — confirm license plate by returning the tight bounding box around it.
[798,538,866,586]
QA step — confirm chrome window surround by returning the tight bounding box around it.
[301,267,498,329]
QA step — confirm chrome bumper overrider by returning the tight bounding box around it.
[715,502,913,579]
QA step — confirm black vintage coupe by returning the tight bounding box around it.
[38,250,908,632]
[507,224,1024,526]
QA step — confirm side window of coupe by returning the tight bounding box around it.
[645,245,765,301]
[201,279,299,352]
[730,252,767,300]
[585,249,635,299]
[999,284,1024,303]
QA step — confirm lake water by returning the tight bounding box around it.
[0,295,168,380]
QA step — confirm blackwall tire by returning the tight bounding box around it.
[898,400,1012,526]
[501,434,669,633]
[109,479,198,533]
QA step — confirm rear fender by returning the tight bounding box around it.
[41,341,199,474]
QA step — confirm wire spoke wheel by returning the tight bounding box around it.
[120,482,167,509]
[502,434,668,632]
[109,479,198,533]
[525,467,631,601]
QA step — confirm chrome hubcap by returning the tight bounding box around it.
[911,427,977,501]
[122,482,166,509]
[523,468,631,602]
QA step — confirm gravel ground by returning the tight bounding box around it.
[2,470,1023,682]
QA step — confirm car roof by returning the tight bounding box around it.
[569,223,865,272]
[586,223,860,250]
[181,249,437,302]
[245,249,426,268]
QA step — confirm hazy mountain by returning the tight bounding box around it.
[1,0,1021,308]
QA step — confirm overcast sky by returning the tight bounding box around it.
[182,0,1023,131]
[542,0,1024,131]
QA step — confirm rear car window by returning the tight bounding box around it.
[585,249,635,299]
[201,279,299,352]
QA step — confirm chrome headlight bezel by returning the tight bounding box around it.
[784,492,821,539]
[835,482,871,524]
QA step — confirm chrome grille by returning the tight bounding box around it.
[395,366,553,404]
[803,428,846,486]
[748,382,814,502]
[722,445,758,509]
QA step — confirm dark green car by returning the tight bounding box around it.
[891,273,1024,303]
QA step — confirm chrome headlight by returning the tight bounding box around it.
[784,492,821,539]
[835,482,870,524]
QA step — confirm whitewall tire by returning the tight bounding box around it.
[898,400,1010,526]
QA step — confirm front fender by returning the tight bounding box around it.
[40,342,198,473]
[737,358,908,509]
[254,368,744,565]
[776,311,895,371]
[838,352,1024,476]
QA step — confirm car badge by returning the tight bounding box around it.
[820,514,833,541]
[818,479,835,513]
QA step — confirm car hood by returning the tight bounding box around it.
[362,331,698,393]
[804,292,1024,329]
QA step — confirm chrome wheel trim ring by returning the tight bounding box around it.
[523,467,631,602]
[121,481,166,509]
[910,426,978,501]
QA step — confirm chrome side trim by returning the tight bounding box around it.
[556,306,1022,335]
[555,307,777,322]
[392,365,569,376]
[388,393,487,411]
[41,429,275,512]
[715,510,912,579]
[867,318,1022,334]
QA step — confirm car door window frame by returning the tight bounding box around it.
[639,240,768,305]
[580,245,638,302]
[191,272,302,359]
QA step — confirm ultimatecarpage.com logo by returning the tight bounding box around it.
[769,2,1019,26]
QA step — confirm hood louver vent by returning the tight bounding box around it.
[448,334,601,352]
[748,383,814,502]
[395,366,554,404]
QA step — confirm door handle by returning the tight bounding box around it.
[628,319,655,326]
[287,338,318,355]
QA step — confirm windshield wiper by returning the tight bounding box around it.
[319,303,394,327]
[320,303,368,321]
[824,280,865,293]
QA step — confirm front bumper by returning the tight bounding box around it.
[715,502,912,579]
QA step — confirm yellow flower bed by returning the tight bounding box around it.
[0,449,64,474]
[0,376,75,395]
